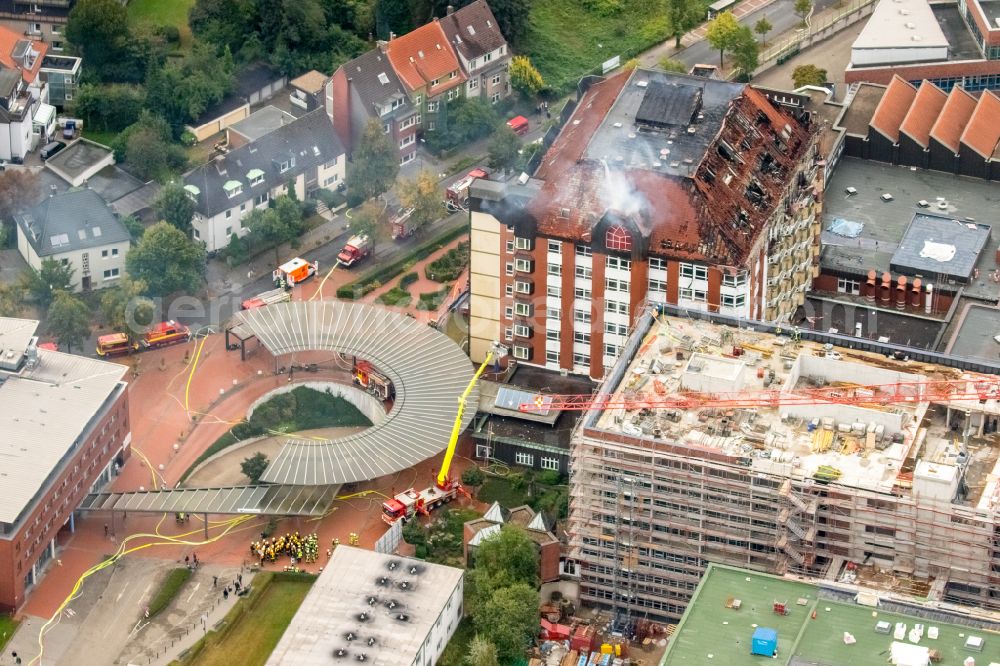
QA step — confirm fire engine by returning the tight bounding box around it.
[445,167,489,211]
[241,288,291,310]
[353,359,394,401]
[381,343,507,525]
[96,321,191,357]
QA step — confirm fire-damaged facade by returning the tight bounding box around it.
[468,68,824,378]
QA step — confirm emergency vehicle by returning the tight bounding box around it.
[273,257,318,288]
[445,167,489,211]
[241,288,291,310]
[353,359,394,401]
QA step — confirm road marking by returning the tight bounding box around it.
[186,582,201,604]
[115,581,130,603]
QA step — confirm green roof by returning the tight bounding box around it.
[223,179,242,192]
[246,168,264,180]
[662,564,1000,665]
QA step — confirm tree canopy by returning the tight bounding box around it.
[397,172,441,232]
[509,56,544,96]
[66,0,162,82]
[472,525,539,589]
[347,200,389,257]
[48,291,91,353]
[114,112,188,181]
[346,119,400,204]
[705,11,742,68]
[754,17,773,45]
[731,26,760,78]
[126,222,207,296]
[71,84,145,133]
[487,126,522,174]
[466,635,499,666]
[145,44,235,136]
[0,169,39,220]
[241,452,269,484]
[474,583,538,663]
[20,259,75,308]
[100,277,155,338]
[667,0,701,48]
[792,64,828,88]
[155,182,197,237]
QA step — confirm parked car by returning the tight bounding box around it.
[40,141,66,160]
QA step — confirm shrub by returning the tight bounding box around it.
[376,287,411,307]
[426,242,470,283]
[315,188,347,209]
[415,287,450,311]
[146,568,192,619]
[400,272,418,289]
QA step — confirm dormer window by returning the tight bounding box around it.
[431,78,440,87]
[247,169,264,186]
[278,157,295,173]
[223,180,242,198]
[449,71,457,79]
[183,184,200,201]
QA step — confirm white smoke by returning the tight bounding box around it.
[599,160,648,218]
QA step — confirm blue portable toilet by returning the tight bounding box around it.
[751,627,778,657]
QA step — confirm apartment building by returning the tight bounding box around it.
[0,317,129,610]
[440,0,512,103]
[469,68,823,378]
[567,310,1000,623]
[0,0,70,53]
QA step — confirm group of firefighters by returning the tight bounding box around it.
[250,532,320,565]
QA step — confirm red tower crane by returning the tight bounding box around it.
[519,377,1000,413]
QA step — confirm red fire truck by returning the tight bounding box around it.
[381,483,460,525]
[353,359,393,401]
[445,167,489,211]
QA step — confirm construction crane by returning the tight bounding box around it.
[381,342,507,525]
[519,377,1000,413]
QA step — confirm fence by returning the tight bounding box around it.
[756,0,878,74]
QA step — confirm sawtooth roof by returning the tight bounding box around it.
[959,90,1000,159]
[384,20,465,96]
[440,0,507,61]
[898,80,947,148]
[869,75,917,143]
[929,86,977,153]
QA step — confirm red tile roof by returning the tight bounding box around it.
[929,86,977,154]
[0,25,46,84]
[898,81,947,148]
[384,20,465,96]
[959,90,1000,159]
[869,75,916,142]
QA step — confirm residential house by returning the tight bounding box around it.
[0,0,71,52]
[14,188,130,291]
[0,24,55,157]
[327,48,421,165]
[463,502,561,583]
[384,19,466,137]
[0,69,35,161]
[0,24,48,101]
[183,108,345,252]
[38,53,78,107]
[289,70,326,112]
[440,0,511,103]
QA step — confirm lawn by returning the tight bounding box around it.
[189,578,313,666]
[82,129,119,148]
[127,0,195,51]
[437,616,476,666]
[525,0,687,92]
[0,615,19,653]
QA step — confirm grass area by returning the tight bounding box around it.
[180,387,372,483]
[177,572,314,666]
[403,507,481,566]
[127,0,196,51]
[438,616,476,666]
[525,0,689,92]
[426,242,469,283]
[478,472,569,520]
[147,568,193,619]
[82,129,119,148]
[0,615,19,652]
[375,287,412,307]
[415,287,451,311]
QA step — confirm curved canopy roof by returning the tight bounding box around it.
[229,300,477,485]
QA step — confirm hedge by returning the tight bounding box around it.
[147,567,192,620]
[337,224,467,300]
[400,272,419,289]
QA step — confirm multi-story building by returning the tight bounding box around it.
[469,68,823,378]
[0,0,71,52]
[38,52,78,107]
[440,0,512,103]
[846,0,1000,93]
[184,108,345,252]
[327,47,421,165]
[0,317,129,610]
[14,188,130,291]
[384,19,466,137]
[567,309,1000,623]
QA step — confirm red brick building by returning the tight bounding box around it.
[469,68,823,377]
[464,502,560,583]
[0,318,129,610]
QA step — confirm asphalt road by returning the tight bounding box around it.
[675,0,842,67]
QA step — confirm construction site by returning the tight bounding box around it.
[563,307,1000,626]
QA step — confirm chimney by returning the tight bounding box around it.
[389,31,396,41]
[865,269,876,302]
[879,272,891,305]
[924,283,933,314]
[446,4,455,14]
[910,278,921,309]
[895,275,907,310]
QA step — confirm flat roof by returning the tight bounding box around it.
[835,83,885,135]
[0,348,126,525]
[853,0,948,51]
[266,546,463,666]
[0,317,38,371]
[821,158,1000,301]
[80,483,338,517]
[229,105,297,142]
[662,564,1000,665]
[890,213,991,281]
[44,139,112,181]
[946,303,1000,363]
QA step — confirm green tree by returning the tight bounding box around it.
[658,57,688,73]
[146,44,235,136]
[794,0,813,24]
[706,11,742,68]
[488,0,531,46]
[487,126,521,174]
[100,277,154,338]
[398,171,440,233]
[246,199,301,263]
[122,215,145,241]
[155,182,196,236]
[114,112,188,182]
[461,466,486,490]
[731,26,760,78]
[241,452,269,484]
[126,222,206,296]
[466,635,499,666]
[347,199,388,258]
[472,524,539,588]
[754,17,772,45]
[450,97,501,144]
[667,0,701,48]
[475,583,538,663]
[509,55,544,96]
[374,0,413,39]
[71,83,145,133]
[20,259,75,308]
[792,64,828,88]
[346,119,399,203]
[0,283,24,317]
[65,0,131,81]
[48,290,91,353]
